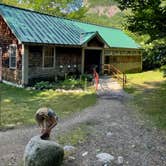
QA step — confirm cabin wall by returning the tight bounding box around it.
[28,45,56,84]
[56,47,82,77]
[0,15,22,84]
[28,46,82,84]
[104,48,142,73]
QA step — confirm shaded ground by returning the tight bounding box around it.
[0,77,166,166]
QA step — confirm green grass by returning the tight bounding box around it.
[0,83,96,128]
[125,70,166,129]
[56,124,90,146]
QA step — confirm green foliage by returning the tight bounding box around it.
[160,65,166,77]
[32,78,93,90]
[80,74,93,81]
[0,0,88,19]
[143,44,166,70]
[67,6,88,19]
[58,79,85,90]
[116,0,166,42]
[117,0,166,70]
[7,0,74,16]
[88,0,118,7]
[34,81,54,90]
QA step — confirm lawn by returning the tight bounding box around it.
[0,83,96,128]
[125,70,166,129]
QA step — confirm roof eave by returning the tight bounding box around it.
[22,41,82,48]
[0,13,22,44]
[81,32,110,48]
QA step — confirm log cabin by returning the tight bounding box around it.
[0,3,142,86]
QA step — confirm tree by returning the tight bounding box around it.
[0,0,87,19]
[116,0,166,70]
[116,0,166,42]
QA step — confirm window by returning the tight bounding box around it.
[43,47,54,68]
[29,46,43,67]
[9,44,17,69]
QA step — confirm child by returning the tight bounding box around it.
[93,68,99,90]
[35,107,58,140]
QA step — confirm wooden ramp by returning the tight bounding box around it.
[97,76,129,100]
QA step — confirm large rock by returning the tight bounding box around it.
[23,136,64,166]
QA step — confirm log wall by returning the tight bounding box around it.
[28,46,56,84]
[104,48,142,73]
[0,15,22,84]
[28,46,82,84]
[56,47,82,76]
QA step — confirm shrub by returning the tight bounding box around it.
[80,74,93,82]
[160,65,166,77]
[34,81,53,90]
[143,44,166,70]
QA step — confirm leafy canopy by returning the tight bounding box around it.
[0,0,87,19]
[116,0,166,42]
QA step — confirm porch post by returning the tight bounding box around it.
[22,44,29,86]
[101,48,104,75]
[81,48,85,74]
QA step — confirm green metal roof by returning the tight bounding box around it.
[0,3,141,48]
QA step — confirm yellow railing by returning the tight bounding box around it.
[103,64,127,88]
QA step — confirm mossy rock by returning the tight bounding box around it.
[24,136,64,166]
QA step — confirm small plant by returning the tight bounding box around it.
[34,81,53,90]
[59,79,84,90]
[80,74,93,82]
[160,65,166,77]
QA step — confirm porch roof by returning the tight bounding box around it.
[0,3,141,49]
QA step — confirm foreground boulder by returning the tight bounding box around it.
[24,136,64,166]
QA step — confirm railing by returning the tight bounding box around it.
[103,64,127,88]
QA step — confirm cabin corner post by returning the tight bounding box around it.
[22,44,29,86]
[101,49,104,75]
[81,48,85,74]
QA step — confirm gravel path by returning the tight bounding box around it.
[0,77,166,166]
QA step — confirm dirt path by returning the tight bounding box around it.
[0,77,166,166]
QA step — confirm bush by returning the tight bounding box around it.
[80,74,93,82]
[34,79,87,90]
[143,44,166,70]
[59,79,85,90]
[33,76,93,90]
[160,65,166,77]
[34,81,53,90]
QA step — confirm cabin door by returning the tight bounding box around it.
[84,50,102,74]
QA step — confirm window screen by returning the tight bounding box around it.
[9,44,17,69]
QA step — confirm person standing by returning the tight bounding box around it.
[93,68,99,90]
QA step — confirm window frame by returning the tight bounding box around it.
[9,44,17,69]
[43,46,55,68]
